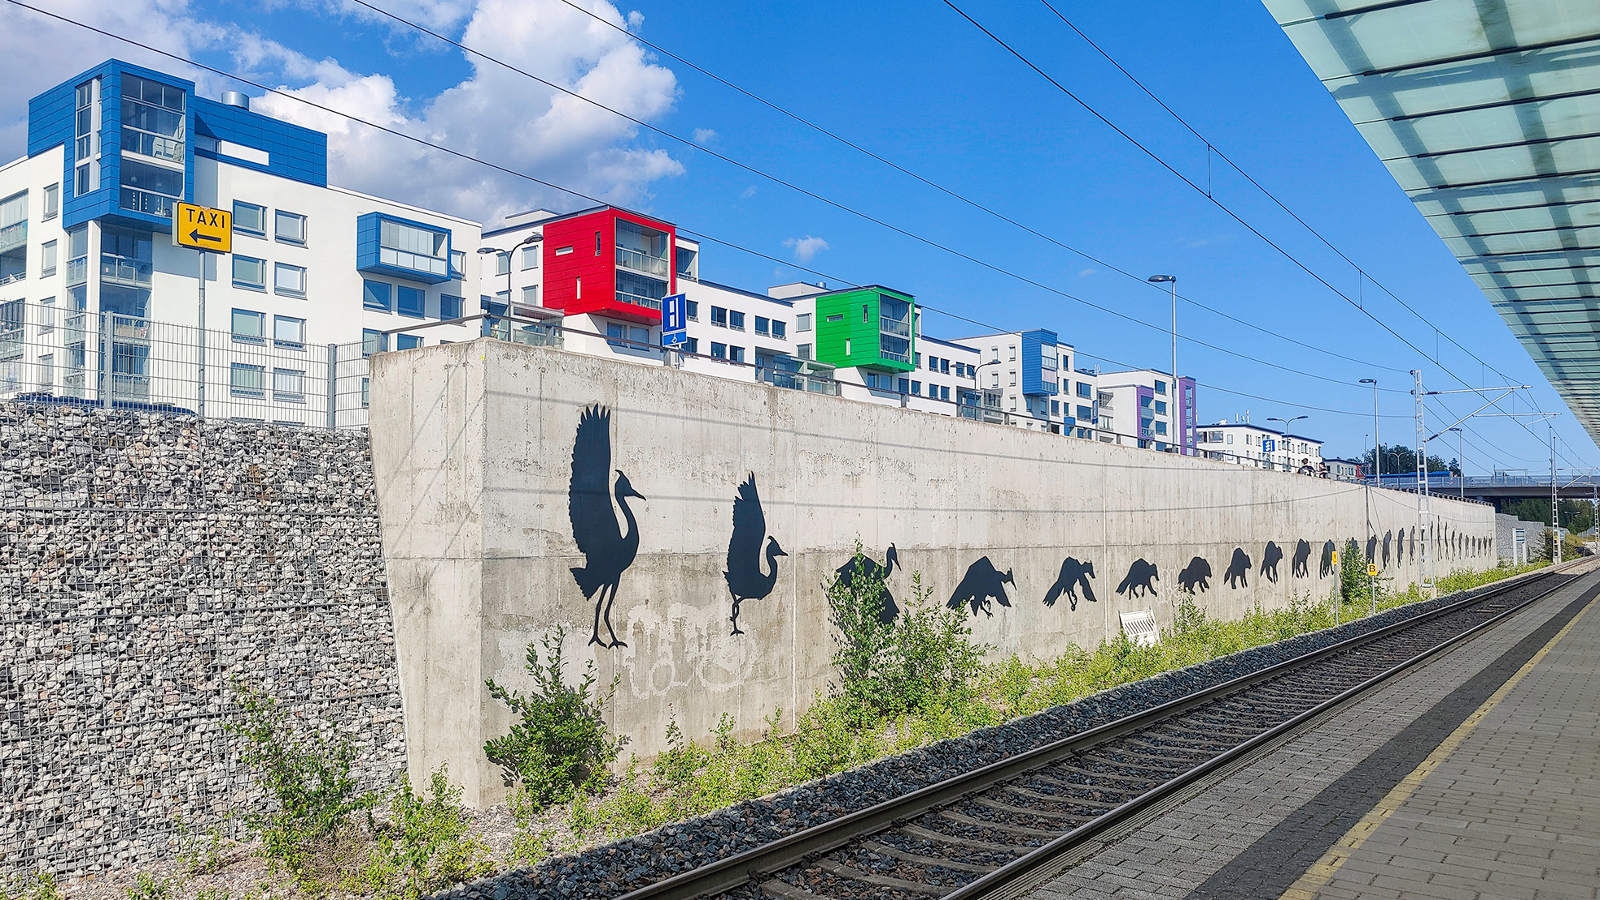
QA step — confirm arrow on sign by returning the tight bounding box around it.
[189,229,223,244]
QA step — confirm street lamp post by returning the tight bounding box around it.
[1266,415,1307,472]
[1149,275,1179,455]
[1359,378,1379,485]
[1447,427,1464,499]
[969,358,1002,422]
[477,233,544,331]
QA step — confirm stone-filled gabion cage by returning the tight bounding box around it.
[0,402,405,878]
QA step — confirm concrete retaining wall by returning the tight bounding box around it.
[368,339,1498,808]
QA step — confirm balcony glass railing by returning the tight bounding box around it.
[880,347,910,364]
[616,245,669,278]
[510,323,563,348]
[879,316,911,338]
[101,254,152,287]
[0,221,25,254]
[66,257,88,286]
[614,289,664,311]
[760,367,841,396]
[119,187,175,218]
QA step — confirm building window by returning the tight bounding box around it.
[684,337,699,354]
[939,358,949,374]
[274,262,306,297]
[796,313,811,332]
[730,346,745,363]
[940,386,950,401]
[450,249,465,276]
[1009,370,1017,386]
[521,246,539,270]
[1155,379,1167,394]
[686,300,699,320]
[272,368,305,401]
[231,309,265,343]
[233,256,266,290]
[74,79,101,199]
[711,342,727,359]
[363,280,391,311]
[38,296,54,333]
[397,285,426,318]
[606,322,627,348]
[495,252,510,276]
[396,334,421,351]
[729,310,745,331]
[1077,404,1092,420]
[755,316,770,336]
[711,306,727,327]
[234,202,266,236]
[230,363,264,397]
[1009,345,1017,361]
[911,380,921,396]
[772,320,786,339]
[797,343,811,360]
[1155,400,1167,415]
[1155,421,1168,435]
[275,210,307,245]
[41,241,57,277]
[378,218,449,278]
[274,315,305,349]
[440,294,463,319]
[520,285,539,307]
[898,377,910,394]
[41,184,59,221]
[1051,400,1059,416]
[362,328,387,357]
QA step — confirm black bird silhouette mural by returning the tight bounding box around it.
[1043,558,1097,610]
[1260,542,1284,584]
[1410,530,1416,556]
[1178,556,1212,593]
[1224,548,1251,588]
[836,544,900,624]
[724,474,786,636]
[568,404,645,649]
[1292,540,1311,578]
[1320,540,1337,578]
[1382,530,1393,569]
[1117,559,1160,598]
[948,557,1014,616]
[1366,535,1378,567]
[1397,528,1407,564]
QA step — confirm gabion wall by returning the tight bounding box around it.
[0,403,404,878]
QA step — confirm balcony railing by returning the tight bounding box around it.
[879,316,911,338]
[879,347,910,364]
[614,289,664,311]
[759,367,840,396]
[101,254,152,287]
[0,220,25,254]
[616,245,669,278]
[119,187,175,218]
[66,257,88,286]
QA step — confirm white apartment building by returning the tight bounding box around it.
[1,60,480,425]
[1095,369,1198,454]
[1197,421,1325,473]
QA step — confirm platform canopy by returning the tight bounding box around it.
[1264,0,1600,437]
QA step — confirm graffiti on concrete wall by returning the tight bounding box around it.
[1260,542,1284,584]
[1117,559,1160,597]
[1178,556,1212,593]
[948,557,1014,616]
[569,404,646,648]
[1292,540,1311,578]
[1043,558,1097,610]
[1224,548,1251,588]
[725,474,786,636]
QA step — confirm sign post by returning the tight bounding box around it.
[173,203,233,416]
[1367,562,1378,616]
[660,293,688,353]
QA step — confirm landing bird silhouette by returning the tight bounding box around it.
[725,474,786,635]
[948,556,1013,617]
[568,404,645,648]
[836,544,899,624]
[1043,557,1096,610]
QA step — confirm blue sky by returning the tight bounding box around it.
[1,0,1590,472]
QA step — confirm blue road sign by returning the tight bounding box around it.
[1263,438,1277,453]
[662,293,687,332]
[662,330,688,347]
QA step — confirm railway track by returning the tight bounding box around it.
[613,563,1587,900]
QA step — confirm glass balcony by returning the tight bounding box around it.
[879,315,911,338]
[0,221,25,255]
[101,253,152,287]
[66,257,88,286]
[614,288,664,311]
[510,323,563,348]
[879,347,910,365]
[119,187,175,218]
[616,245,669,278]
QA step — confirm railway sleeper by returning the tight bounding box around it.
[941,809,1063,840]
[967,794,1098,824]
[858,840,999,874]
[1004,782,1135,807]
[1037,766,1159,792]
[896,822,1030,856]
[810,858,953,897]
[762,878,835,900]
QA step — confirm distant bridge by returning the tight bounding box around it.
[1374,473,1600,501]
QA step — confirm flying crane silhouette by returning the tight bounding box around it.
[568,404,646,648]
[725,474,786,635]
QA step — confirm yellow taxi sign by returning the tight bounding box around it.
[173,202,232,253]
[1367,563,1378,577]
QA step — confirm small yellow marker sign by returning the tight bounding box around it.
[1331,550,1340,566]
[173,202,232,253]
[1367,563,1378,577]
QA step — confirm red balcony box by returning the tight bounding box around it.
[543,207,675,325]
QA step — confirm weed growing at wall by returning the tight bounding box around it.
[0,873,61,900]
[484,625,624,811]
[347,769,493,900]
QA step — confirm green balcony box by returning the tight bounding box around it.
[812,286,916,373]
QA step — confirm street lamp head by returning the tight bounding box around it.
[1359,378,1376,384]
[1148,275,1176,284]
[475,247,499,255]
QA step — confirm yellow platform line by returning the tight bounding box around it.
[1277,589,1598,900]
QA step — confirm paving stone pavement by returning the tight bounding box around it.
[1025,565,1600,900]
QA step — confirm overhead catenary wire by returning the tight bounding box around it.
[1,0,1541,428]
[939,0,1588,465]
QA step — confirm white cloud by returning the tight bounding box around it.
[1078,267,1096,276]
[740,184,757,199]
[783,235,830,262]
[692,127,716,144]
[0,0,685,226]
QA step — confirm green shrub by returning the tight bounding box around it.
[3,873,62,900]
[123,874,172,900]
[353,768,493,900]
[484,626,623,811]
[225,680,375,883]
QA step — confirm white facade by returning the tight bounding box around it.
[1198,421,1325,473]
[1096,369,1182,451]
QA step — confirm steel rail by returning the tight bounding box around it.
[614,561,1584,900]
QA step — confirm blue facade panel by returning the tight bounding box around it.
[27,59,329,233]
[1020,328,1059,396]
[355,212,453,285]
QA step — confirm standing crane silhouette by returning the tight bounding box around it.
[725,474,786,635]
[835,544,900,624]
[568,404,646,648]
